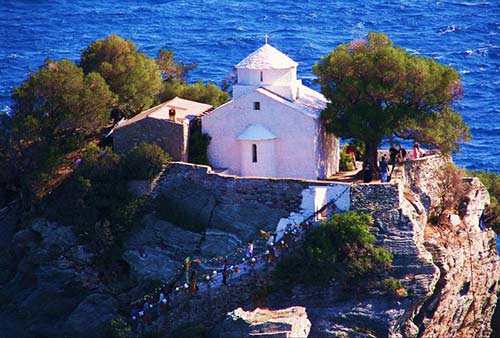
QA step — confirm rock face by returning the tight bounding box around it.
[0,218,120,337]
[220,306,311,338]
[122,214,203,282]
[401,158,500,337]
[1,157,498,337]
[336,156,500,337]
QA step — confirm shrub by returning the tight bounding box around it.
[349,140,365,159]
[46,144,145,258]
[123,142,171,180]
[188,119,211,165]
[384,278,407,297]
[430,163,465,225]
[339,149,354,171]
[273,212,392,286]
[106,318,132,338]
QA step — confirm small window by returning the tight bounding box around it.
[260,71,263,82]
[253,102,260,110]
[252,144,258,163]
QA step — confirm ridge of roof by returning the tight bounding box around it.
[236,43,298,70]
[115,97,212,129]
[256,86,326,119]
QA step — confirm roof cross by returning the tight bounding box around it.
[264,34,269,44]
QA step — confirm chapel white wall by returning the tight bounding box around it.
[237,68,296,86]
[235,68,299,100]
[202,91,318,179]
[239,139,276,177]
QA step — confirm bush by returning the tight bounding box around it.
[430,163,465,225]
[273,212,392,287]
[384,278,407,297]
[46,144,145,258]
[339,149,354,171]
[188,119,211,165]
[468,170,500,234]
[160,78,229,108]
[123,143,171,180]
[349,140,365,159]
[106,318,132,338]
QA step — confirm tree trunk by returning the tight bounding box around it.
[364,141,380,180]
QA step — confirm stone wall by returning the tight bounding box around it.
[113,118,187,160]
[350,182,402,212]
[152,162,349,216]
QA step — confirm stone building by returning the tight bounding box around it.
[202,42,339,179]
[113,97,212,161]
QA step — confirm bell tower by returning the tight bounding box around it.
[232,40,302,100]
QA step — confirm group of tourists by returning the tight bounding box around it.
[364,142,425,183]
[126,217,319,333]
[130,292,171,332]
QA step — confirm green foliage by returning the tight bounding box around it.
[123,142,171,180]
[339,149,355,171]
[107,318,132,338]
[468,170,500,234]
[161,78,229,107]
[314,32,470,171]
[349,140,365,159]
[273,212,392,287]
[169,322,208,338]
[154,194,207,233]
[4,58,117,204]
[47,144,144,255]
[13,59,116,137]
[80,34,162,114]
[383,278,407,297]
[189,120,211,165]
[157,48,197,82]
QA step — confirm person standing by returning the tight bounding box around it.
[345,145,357,169]
[190,270,199,294]
[222,260,229,286]
[143,299,152,325]
[363,164,372,183]
[412,142,423,159]
[246,241,254,258]
[130,307,139,331]
[398,145,407,162]
[379,155,389,182]
[389,144,398,170]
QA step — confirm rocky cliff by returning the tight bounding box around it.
[0,156,498,337]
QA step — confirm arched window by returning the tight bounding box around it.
[252,144,258,163]
[260,71,263,82]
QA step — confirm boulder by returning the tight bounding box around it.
[64,293,119,337]
[123,214,202,282]
[220,307,311,338]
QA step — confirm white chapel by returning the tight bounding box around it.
[201,42,339,180]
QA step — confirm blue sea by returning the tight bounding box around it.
[0,0,498,172]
